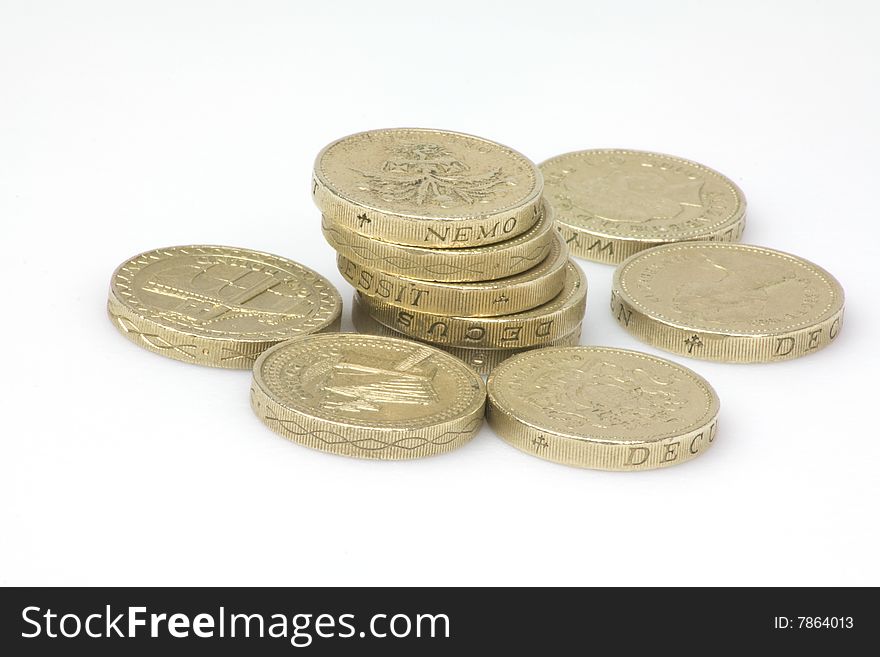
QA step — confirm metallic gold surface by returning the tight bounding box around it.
[313,128,543,248]
[108,245,342,368]
[337,233,569,317]
[355,261,587,348]
[250,333,486,459]
[351,293,583,375]
[611,243,845,362]
[540,149,746,264]
[487,347,720,470]
[321,199,557,282]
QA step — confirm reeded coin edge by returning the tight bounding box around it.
[352,299,584,375]
[108,291,342,369]
[320,200,557,282]
[353,261,587,348]
[611,289,844,363]
[486,402,718,471]
[337,234,569,317]
[556,215,746,265]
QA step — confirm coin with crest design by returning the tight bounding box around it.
[313,128,543,248]
[108,245,342,368]
[541,149,746,264]
[487,347,720,470]
[251,333,486,459]
[611,243,845,362]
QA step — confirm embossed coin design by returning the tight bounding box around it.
[338,233,569,317]
[108,245,342,368]
[321,199,557,282]
[351,293,583,375]
[611,243,845,362]
[541,149,746,264]
[487,347,720,470]
[250,334,486,459]
[313,128,543,248]
[355,261,587,348]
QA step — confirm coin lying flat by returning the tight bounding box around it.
[251,333,486,459]
[313,128,543,248]
[321,199,557,282]
[351,293,583,375]
[108,245,342,368]
[355,261,587,348]
[337,233,569,317]
[540,149,746,264]
[611,243,845,363]
[487,347,720,470]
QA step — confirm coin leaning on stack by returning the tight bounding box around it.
[313,128,587,372]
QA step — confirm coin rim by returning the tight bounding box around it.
[354,261,587,347]
[337,232,569,317]
[321,198,557,282]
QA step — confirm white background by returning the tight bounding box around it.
[1,0,878,586]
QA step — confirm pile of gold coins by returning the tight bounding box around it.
[312,128,586,375]
[107,128,845,471]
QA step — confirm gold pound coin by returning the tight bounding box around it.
[611,243,844,362]
[321,199,557,282]
[108,245,342,368]
[313,128,543,248]
[250,333,486,459]
[487,347,720,471]
[351,293,583,375]
[355,261,587,348]
[540,149,746,264]
[337,232,569,317]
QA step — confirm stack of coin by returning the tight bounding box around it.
[313,128,586,374]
